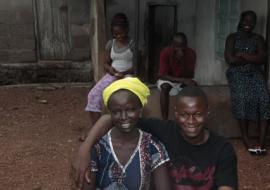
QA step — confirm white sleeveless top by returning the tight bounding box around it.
[110,39,133,72]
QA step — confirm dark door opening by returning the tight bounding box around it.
[147,4,176,83]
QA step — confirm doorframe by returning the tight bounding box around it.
[33,0,41,61]
[146,2,177,83]
[90,0,106,81]
[266,1,270,81]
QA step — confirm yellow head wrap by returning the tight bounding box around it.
[103,77,150,107]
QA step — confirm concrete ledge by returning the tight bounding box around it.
[0,61,93,85]
[143,86,263,138]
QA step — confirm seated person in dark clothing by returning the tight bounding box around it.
[157,32,197,119]
[73,86,238,190]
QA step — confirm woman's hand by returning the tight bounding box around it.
[235,52,244,58]
[71,142,91,190]
[108,67,117,76]
[114,72,124,79]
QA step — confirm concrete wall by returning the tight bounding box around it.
[195,0,219,85]
[0,0,93,85]
[195,0,268,85]
[0,0,36,63]
[68,0,92,61]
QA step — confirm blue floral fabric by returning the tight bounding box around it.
[91,129,169,190]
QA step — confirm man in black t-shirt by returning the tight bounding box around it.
[137,118,237,190]
[73,86,238,190]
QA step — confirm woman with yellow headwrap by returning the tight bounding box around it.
[84,77,171,190]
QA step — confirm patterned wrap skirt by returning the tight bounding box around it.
[226,64,270,121]
[85,73,117,112]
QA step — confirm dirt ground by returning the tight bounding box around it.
[0,84,270,190]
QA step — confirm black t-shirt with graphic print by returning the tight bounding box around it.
[137,118,238,190]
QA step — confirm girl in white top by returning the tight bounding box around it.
[82,13,135,140]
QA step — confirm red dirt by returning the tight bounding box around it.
[0,84,269,190]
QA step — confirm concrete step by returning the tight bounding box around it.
[143,86,261,138]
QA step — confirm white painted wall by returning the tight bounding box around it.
[105,0,268,85]
[195,0,268,85]
[195,0,221,85]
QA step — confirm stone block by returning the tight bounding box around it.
[12,10,34,24]
[71,24,90,36]
[10,24,34,37]
[71,36,90,49]
[71,49,91,61]
[0,37,9,49]
[0,50,9,61]
[0,24,9,36]
[0,0,32,11]
[9,37,35,50]
[8,50,36,62]
[0,61,92,85]
[0,11,12,24]
[69,0,90,24]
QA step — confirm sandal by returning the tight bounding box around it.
[248,148,267,156]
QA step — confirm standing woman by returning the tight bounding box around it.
[225,10,270,155]
[82,13,135,140]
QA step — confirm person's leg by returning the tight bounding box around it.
[160,83,172,120]
[258,120,269,149]
[81,74,116,141]
[238,119,249,149]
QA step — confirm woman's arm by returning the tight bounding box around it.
[104,49,116,75]
[235,35,267,64]
[224,34,246,66]
[73,114,113,190]
[218,186,234,190]
[153,163,172,190]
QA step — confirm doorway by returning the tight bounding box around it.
[147,4,176,83]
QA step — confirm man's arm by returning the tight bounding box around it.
[153,163,172,190]
[218,186,234,190]
[73,114,113,190]
[159,75,197,85]
[137,118,176,147]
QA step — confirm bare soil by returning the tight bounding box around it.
[0,84,270,190]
